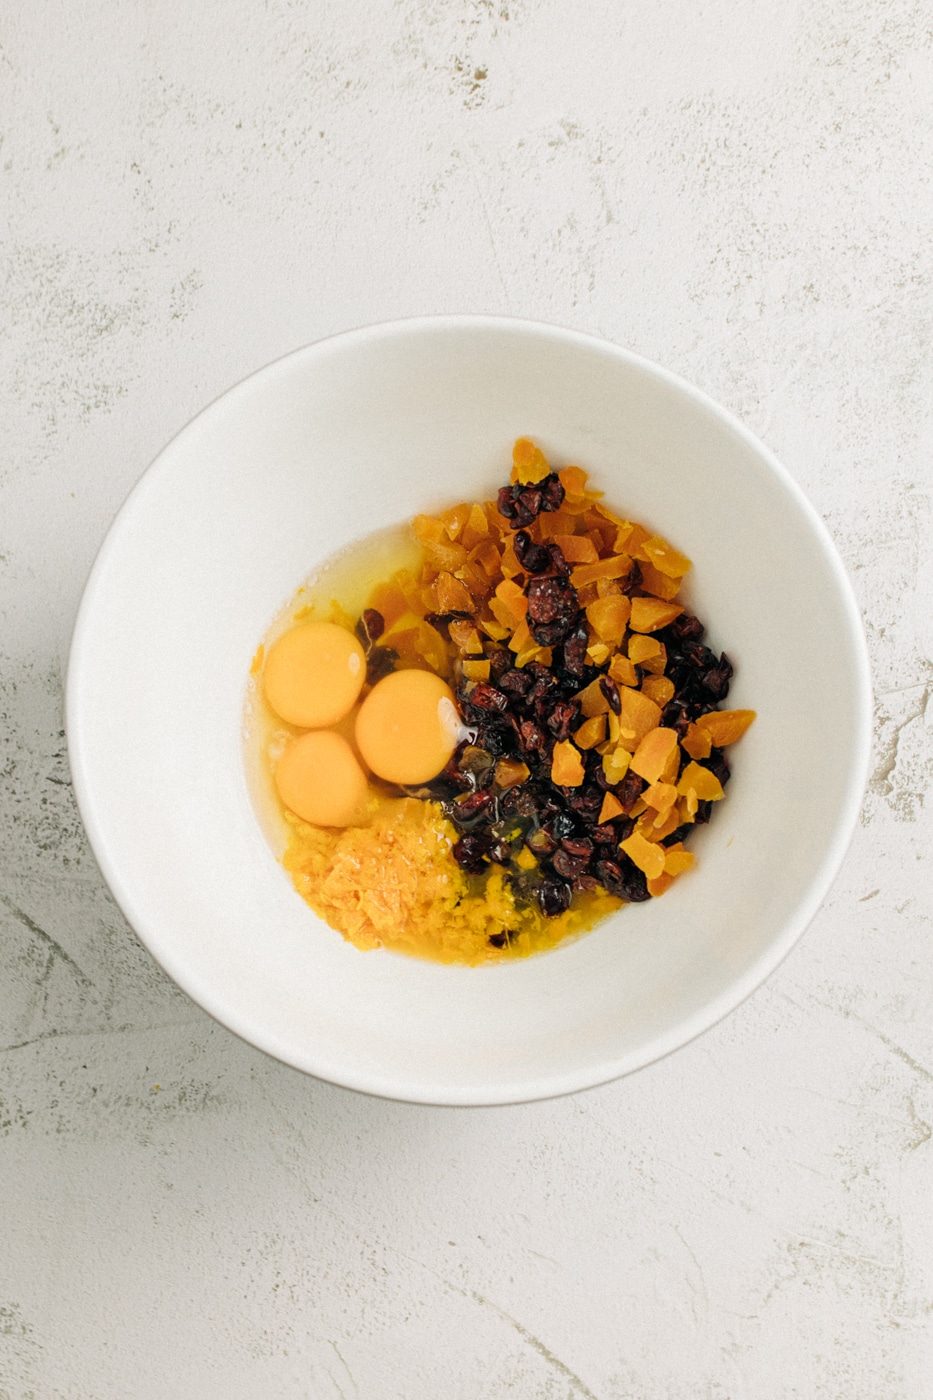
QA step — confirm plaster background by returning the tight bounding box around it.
[2,2,932,1396]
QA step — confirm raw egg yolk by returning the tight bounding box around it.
[355,669,460,785]
[263,621,365,728]
[274,730,368,827]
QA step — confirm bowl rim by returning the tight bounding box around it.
[66,313,873,1105]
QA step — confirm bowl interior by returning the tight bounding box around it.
[67,318,870,1104]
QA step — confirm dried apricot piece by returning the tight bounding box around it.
[441,502,471,540]
[627,634,663,665]
[511,436,551,485]
[629,598,683,633]
[601,746,631,784]
[598,791,625,824]
[551,739,585,787]
[695,709,756,746]
[435,571,474,614]
[664,846,695,876]
[637,560,681,601]
[649,804,683,840]
[552,533,599,564]
[642,535,692,579]
[630,727,679,783]
[494,577,528,622]
[461,502,490,549]
[608,653,639,687]
[617,687,662,750]
[681,722,712,760]
[641,675,675,708]
[642,781,678,811]
[677,761,724,802]
[570,555,635,588]
[620,831,666,881]
[574,714,607,750]
[448,620,484,654]
[413,513,446,545]
[586,594,630,644]
[558,465,588,498]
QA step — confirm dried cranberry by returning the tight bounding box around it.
[546,699,580,742]
[539,475,566,512]
[560,834,594,861]
[594,859,626,898]
[452,791,495,827]
[546,542,571,576]
[572,874,600,892]
[526,574,578,626]
[500,484,546,530]
[553,847,590,879]
[591,823,618,844]
[683,641,718,672]
[366,647,397,684]
[599,675,622,715]
[499,668,533,698]
[524,662,557,703]
[534,617,578,647]
[616,771,645,813]
[560,623,589,678]
[513,530,551,574]
[452,833,492,872]
[355,608,385,648]
[661,700,691,738]
[488,931,508,948]
[617,860,651,902]
[705,749,731,787]
[701,653,733,702]
[496,484,515,516]
[488,648,512,682]
[669,612,705,642]
[468,683,509,714]
[694,799,713,824]
[514,786,545,818]
[476,720,515,758]
[561,784,603,822]
[544,810,577,841]
[538,878,571,917]
[519,719,548,758]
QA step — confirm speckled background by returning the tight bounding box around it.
[2,3,932,1396]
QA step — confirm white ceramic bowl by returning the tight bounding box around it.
[67,317,871,1105]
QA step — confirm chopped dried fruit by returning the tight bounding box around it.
[629,597,683,633]
[681,722,712,760]
[677,761,725,802]
[642,535,692,579]
[695,708,756,746]
[254,437,752,963]
[551,739,586,787]
[574,713,607,750]
[630,727,679,784]
[620,831,666,881]
[597,791,625,824]
[511,436,551,485]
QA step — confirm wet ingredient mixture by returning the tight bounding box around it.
[248,439,755,964]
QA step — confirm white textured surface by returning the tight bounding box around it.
[1,2,931,1395]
